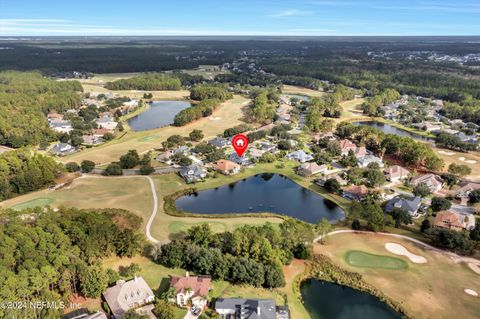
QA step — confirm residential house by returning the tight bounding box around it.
[353,146,368,158]
[214,298,278,319]
[173,146,190,156]
[248,148,265,159]
[169,274,211,308]
[209,137,230,148]
[315,174,348,187]
[47,113,64,121]
[385,196,422,217]
[103,277,155,319]
[434,211,476,231]
[455,182,480,204]
[49,119,73,133]
[62,309,107,319]
[92,128,111,137]
[384,165,410,182]
[82,135,104,146]
[357,155,384,168]
[228,152,253,166]
[155,150,174,164]
[340,139,357,156]
[123,100,139,108]
[411,174,443,193]
[50,143,76,156]
[297,162,328,177]
[209,160,241,175]
[343,185,369,201]
[96,114,117,130]
[257,141,277,153]
[455,132,478,144]
[179,165,207,183]
[285,150,313,163]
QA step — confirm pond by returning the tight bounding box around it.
[301,279,402,319]
[175,173,345,223]
[127,100,191,131]
[353,121,433,142]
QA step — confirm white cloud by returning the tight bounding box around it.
[269,9,312,17]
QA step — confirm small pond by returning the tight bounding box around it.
[301,279,402,319]
[175,173,345,223]
[353,121,433,142]
[127,100,191,131]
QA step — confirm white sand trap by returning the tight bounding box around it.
[464,289,478,297]
[468,263,480,275]
[208,116,221,121]
[438,150,455,156]
[466,160,477,164]
[385,243,427,264]
[459,157,466,161]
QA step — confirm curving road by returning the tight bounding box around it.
[315,229,480,264]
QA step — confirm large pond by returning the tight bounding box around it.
[127,100,191,131]
[175,173,345,223]
[353,121,433,142]
[301,279,402,319]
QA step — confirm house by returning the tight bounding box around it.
[455,182,480,201]
[156,150,174,163]
[385,196,422,217]
[315,174,348,187]
[384,165,410,182]
[343,185,369,201]
[123,100,139,108]
[103,277,155,319]
[47,113,64,121]
[92,128,111,137]
[297,162,328,177]
[179,165,207,183]
[62,309,107,319]
[96,114,117,130]
[49,119,73,133]
[209,137,230,148]
[411,174,443,193]
[82,135,104,146]
[50,143,76,156]
[169,274,211,308]
[434,211,476,231]
[353,146,368,158]
[340,139,357,155]
[209,160,241,175]
[228,152,253,166]
[257,141,277,153]
[285,150,313,163]
[214,298,277,319]
[357,155,384,168]
[173,146,190,156]
[248,148,266,159]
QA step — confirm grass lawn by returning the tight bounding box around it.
[338,98,366,121]
[344,250,408,270]
[11,197,55,211]
[315,232,480,319]
[61,95,249,164]
[282,85,326,98]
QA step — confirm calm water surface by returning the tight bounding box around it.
[175,173,345,223]
[353,121,432,142]
[127,100,191,131]
[301,279,402,319]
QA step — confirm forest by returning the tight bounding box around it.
[105,73,183,90]
[0,71,82,147]
[0,207,144,319]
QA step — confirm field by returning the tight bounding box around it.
[344,250,408,269]
[315,232,480,319]
[282,85,326,98]
[61,95,249,164]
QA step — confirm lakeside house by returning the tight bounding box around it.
[96,114,118,130]
[169,274,211,308]
[50,143,76,156]
[297,162,328,177]
[357,155,384,168]
[385,196,423,217]
[179,165,207,183]
[82,135,104,146]
[315,174,348,187]
[384,165,410,182]
[208,159,241,175]
[434,211,476,231]
[92,128,112,137]
[285,150,313,163]
[411,174,443,193]
[343,185,369,201]
[228,152,253,166]
[214,298,289,319]
[103,277,155,319]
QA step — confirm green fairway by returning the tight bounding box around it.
[168,220,228,233]
[344,250,408,270]
[11,197,54,211]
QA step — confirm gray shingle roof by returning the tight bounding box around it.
[215,298,276,319]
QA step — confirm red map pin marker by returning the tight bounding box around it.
[232,134,249,157]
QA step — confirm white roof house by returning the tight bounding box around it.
[285,150,313,163]
[357,155,384,168]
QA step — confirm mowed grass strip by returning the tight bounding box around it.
[345,250,408,270]
[11,197,55,211]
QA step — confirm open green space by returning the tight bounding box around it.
[344,250,408,270]
[11,197,55,211]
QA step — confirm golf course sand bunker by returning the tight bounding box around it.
[467,262,480,275]
[385,243,427,264]
[464,289,478,297]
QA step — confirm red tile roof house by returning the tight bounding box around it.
[208,159,241,175]
[384,165,410,182]
[169,274,212,308]
[340,139,357,156]
[342,185,369,201]
[434,211,476,231]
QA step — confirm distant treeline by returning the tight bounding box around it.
[105,72,205,91]
[0,149,63,201]
[173,84,233,126]
[0,71,82,147]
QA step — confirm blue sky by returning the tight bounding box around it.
[1,0,479,36]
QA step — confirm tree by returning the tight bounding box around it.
[440,173,458,187]
[263,262,286,288]
[189,129,204,141]
[387,208,412,228]
[430,197,452,212]
[106,268,120,285]
[79,267,108,298]
[316,218,332,243]
[367,209,384,232]
[119,263,141,277]
[469,190,480,203]
[420,219,431,233]
[259,152,275,163]
[104,163,123,176]
[413,183,431,198]
[140,164,155,175]
[65,162,80,172]
[448,163,472,177]
[340,150,357,167]
[470,223,480,242]
[363,168,386,188]
[187,224,213,247]
[81,160,95,173]
[124,310,149,319]
[153,300,175,319]
[293,243,312,259]
[120,150,140,169]
[103,132,115,141]
[351,219,361,230]
[323,178,341,194]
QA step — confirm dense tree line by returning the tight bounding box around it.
[0,71,82,147]
[0,149,63,201]
[190,84,232,101]
[361,89,401,116]
[105,73,182,90]
[435,132,478,151]
[280,76,324,90]
[158,221,314,288]
[0,207,144,318]
[250,90,277,124]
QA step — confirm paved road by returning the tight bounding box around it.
[314,229,480,264]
